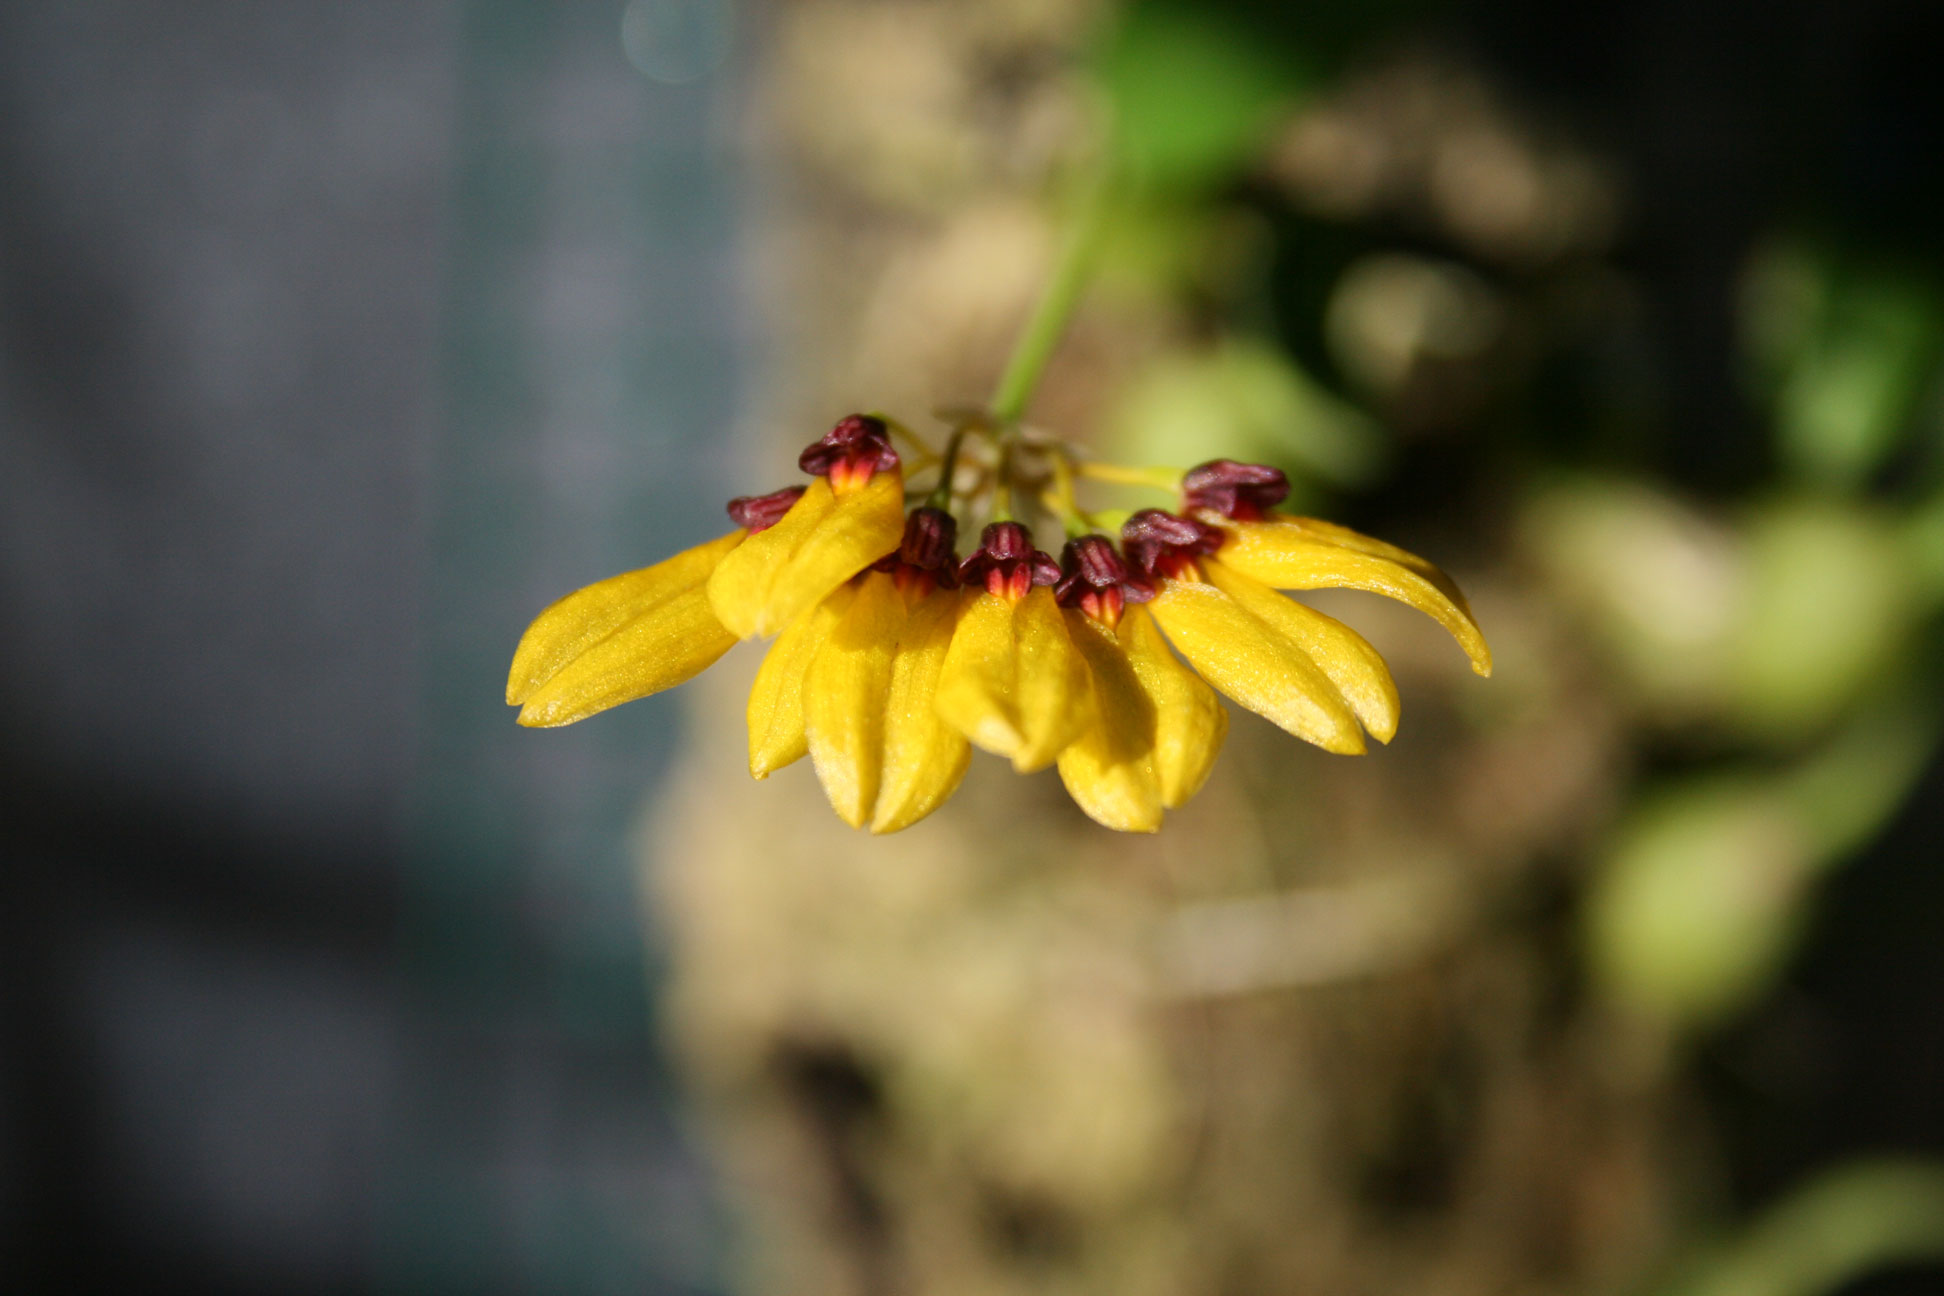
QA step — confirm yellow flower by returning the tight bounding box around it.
[507,527,746,728]
[934,523,1095,774]
[746,508,972,833]
[507,414,904,730]
[707,417,908,638]
[1115,459,1490,758]
[1044,535,1227,833]
[507,424,1489,835]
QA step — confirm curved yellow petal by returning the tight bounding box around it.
[507,529,744,705]
[1119,606,1227,808]
[1204,558,1400,744]
[1230,516,1463,594]
[706,478,836,639]
[1008,587,1096,772]
[934,592,1022,756]
[746,584,854,778]
[934,588,1094,773]
[517,585,736,727]
[1149,581,1365,754]
[1212,518,1492,676]
[873,588,971,834]
[1057,614,1162,833]
[804,572,904,828]
[708,471,906,639]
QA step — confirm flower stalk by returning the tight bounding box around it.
[988,170,1113,428]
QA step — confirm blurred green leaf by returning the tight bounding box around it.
[1746,240,1944,488]
[1093,1,1314,189]
[1663,1160,1944,1296]
[1108,337,1387,492]
[1523,480,1921,740]
[1727,499,1915,741]
[1521,478,1744,720]
[1587,777,1812,1029]
[1587,702,1936,1029]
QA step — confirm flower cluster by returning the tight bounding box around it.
[507,415,1491,834]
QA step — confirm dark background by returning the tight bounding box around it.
[3,0,1940,1293]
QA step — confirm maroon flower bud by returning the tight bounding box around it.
[798,414,901,492]
[872,507,961,593]
[1055,534,1155,628]
[1182,459,1289,520]
[898,507,959,576]
[1121,509,1223,581]
[959,521,1060,601]
[726,485,807,534]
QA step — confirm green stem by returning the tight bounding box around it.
[925,423,973,511]
[989,171,1113,427]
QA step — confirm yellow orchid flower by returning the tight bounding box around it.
[708,416,908,639]
[507,416,1489,835]
[1111,458,1490,759]
[934,523,1095,774]
[508,508,767,728]
[1177,459,1492,678]
[737,505,972,832]
[1040,536,1191,832]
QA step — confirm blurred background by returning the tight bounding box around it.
[3,1,1942,1294]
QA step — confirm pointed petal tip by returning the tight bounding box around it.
[1009,748,1061,775]
[515,701,561,728]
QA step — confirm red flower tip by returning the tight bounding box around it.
[1182,459,1289,520]
[1121,509,1223,581]
[873,507,961,593]
[960,521,1060,601]
[1055,535,1155,628]
[726,485,807,534]
[799,414,900,491]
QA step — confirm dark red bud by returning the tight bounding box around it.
[1066,535,1128,586]
[959,521,1059,599]
[1055,535,1155,622]
[900,507,958,566]
[978,521,1033,562]
[726,485,807,534]
[798,414,901,485]
[1182,459,1289,520]
[897,507,959,586]
[1121,509,1222,580]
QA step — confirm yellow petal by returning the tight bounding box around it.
[804,572,904,828]
[516,585,736,727]
[934,587,1094,773]
[934,592,1021,756]
[1204,558,1400,744]
[1212,518,1492,676]
[705,478,836,639]
[708,471,906,639]
[1149,582,1365,754]
[746,584,854,778]
[1057,613,1162,832]
[1119,606,1227,808]
[507,529,744,705]
[1009,587,1096,771]
[872,588,971,834]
